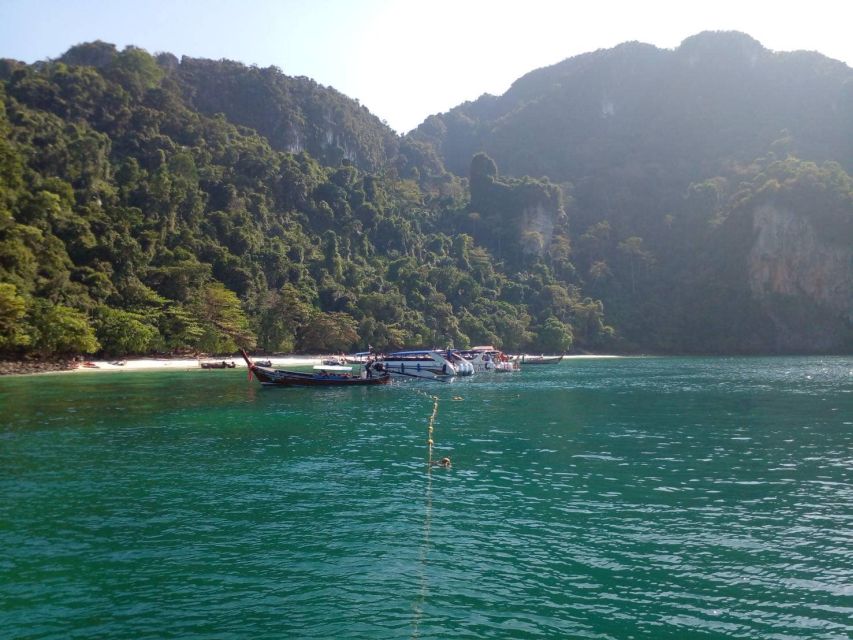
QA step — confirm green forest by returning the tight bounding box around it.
[1,33,851,359]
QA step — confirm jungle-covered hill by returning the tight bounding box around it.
[413,31,853,353]
[0,41,601,358]
[0,33,850,359]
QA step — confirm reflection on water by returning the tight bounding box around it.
[1,357,851,638]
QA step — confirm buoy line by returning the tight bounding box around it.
[411,389,444,639]
[409,387,451,470]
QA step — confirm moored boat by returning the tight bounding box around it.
[378,350,458,381]
[440,350,475,376]
[200,360,236,369]
[241,350,390,387]
[457,346,518,372]
[514,354,564,365]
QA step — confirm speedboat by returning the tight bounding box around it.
[440,350,475,376]
[379,350,458,380]
[456,346,517,372]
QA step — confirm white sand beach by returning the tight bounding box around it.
[67,355,323,373]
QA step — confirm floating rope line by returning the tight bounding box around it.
[426,394,438,469]
[408,387,450,470]
[412,392,439,639]
[411,457,433,640]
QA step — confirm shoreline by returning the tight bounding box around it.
[0,353,624,377]
[0,355,321,377]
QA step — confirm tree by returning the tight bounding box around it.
[60,41,118,68]
[95,306,158,356]
[193,282,256,353]
[256,284,313,353]
[30,302,99,355]
[469,152,498,197]
[107,46,164,96]
[157,302,205,352]
[533,316,573,353]
[617,236,654,295]
[570,298,614,350]
[0,283,31,351]
[297,311,358,352]
[491,302,534,352]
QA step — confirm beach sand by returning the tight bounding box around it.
[66,355,323,373]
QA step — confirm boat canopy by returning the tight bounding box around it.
[385,350,444,360]
[386,350,440,355]
[312,365,353,371]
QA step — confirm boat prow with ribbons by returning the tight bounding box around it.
[240,350,390,387]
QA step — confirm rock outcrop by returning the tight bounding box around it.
[748,204,852,351]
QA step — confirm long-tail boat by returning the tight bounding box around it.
[240,350,391,387]
[515,354,564,365]
[200,360,236,369]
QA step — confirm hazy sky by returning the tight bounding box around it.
[2,0,850,133]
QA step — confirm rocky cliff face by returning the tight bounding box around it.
[748,204,852,351]
[519,202,556,255]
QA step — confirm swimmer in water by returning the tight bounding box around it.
[431,456,451,468]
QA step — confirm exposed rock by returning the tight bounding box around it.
[748,204,852,351]
[0,360,80,376]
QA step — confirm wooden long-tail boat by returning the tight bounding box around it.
[200,360,236,369]
[240,350,391,387]
[516,354,564,365]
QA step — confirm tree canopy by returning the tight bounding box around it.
[0,45,615,358]
[1,35,850,358]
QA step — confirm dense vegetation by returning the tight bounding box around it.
[0,42,610,358]
[414,32,853,352]
[0,33,850,359]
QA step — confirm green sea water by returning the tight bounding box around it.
[1,357,851,639]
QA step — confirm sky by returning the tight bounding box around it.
[1,0,850,133]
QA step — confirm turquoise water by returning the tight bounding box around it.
[1,357,851,639]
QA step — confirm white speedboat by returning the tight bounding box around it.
[379,350,458,380]
[457,346,518,372]
[441,350,475,376]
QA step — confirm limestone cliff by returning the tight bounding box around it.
[748,204,852,351]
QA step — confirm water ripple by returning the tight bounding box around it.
[1,358,851,638]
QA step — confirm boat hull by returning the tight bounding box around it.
[458,350,518,373]
[240,349,390,387]
[378,350,459,381]
[382,363,455,380]
[251,366,390,386]
[201,361,236,369]
[517,355,564,365]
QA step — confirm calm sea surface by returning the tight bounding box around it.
[1,357,851,639]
